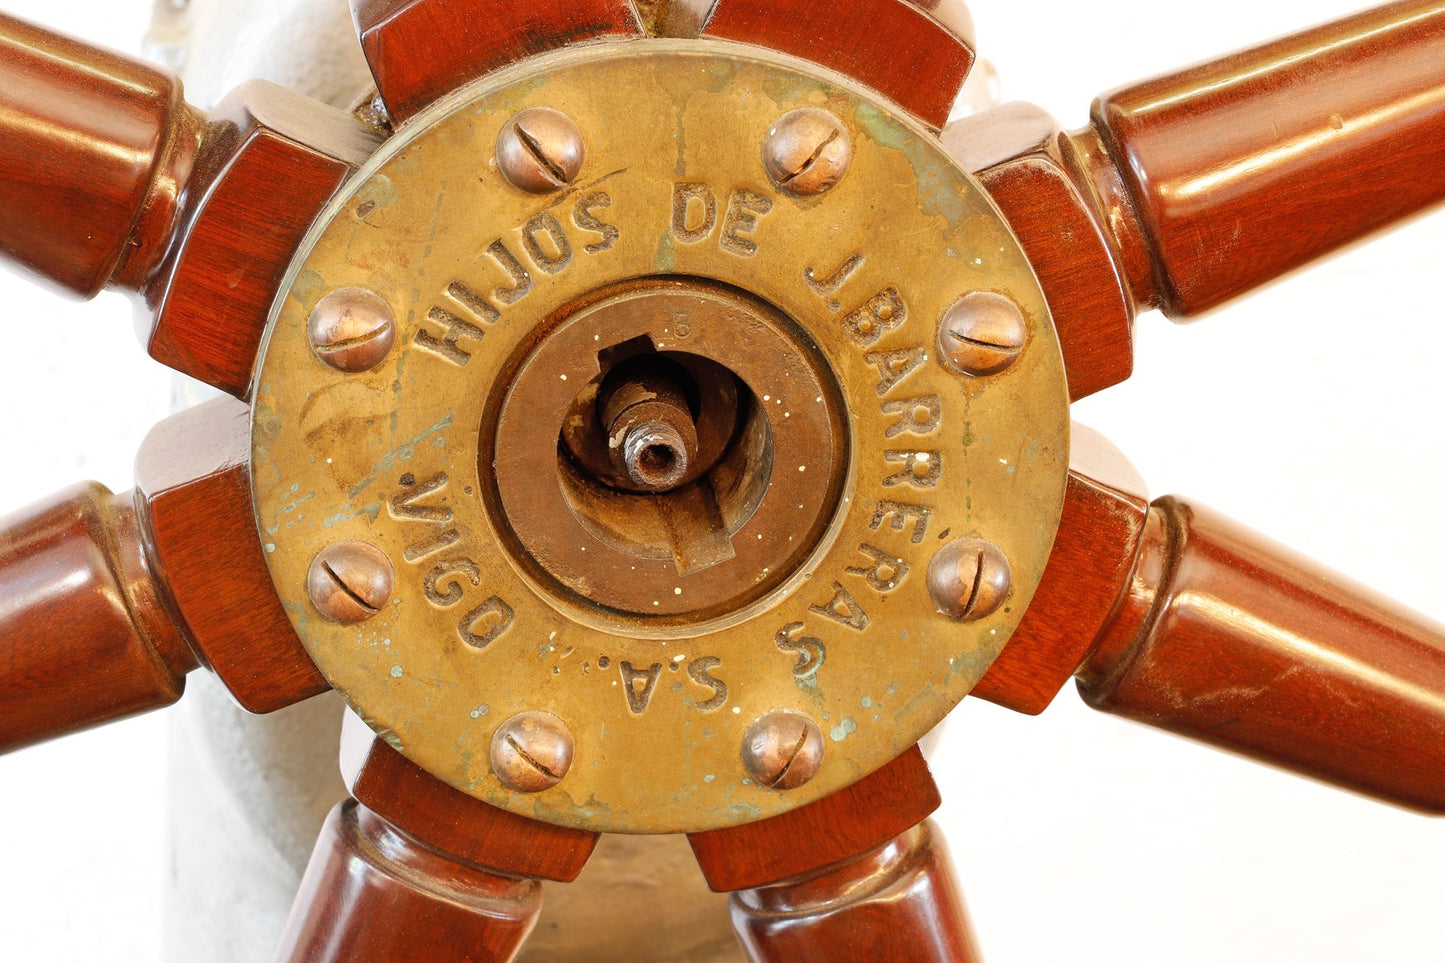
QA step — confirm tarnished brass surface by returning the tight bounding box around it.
[252,41,1069,834]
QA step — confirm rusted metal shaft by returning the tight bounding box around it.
[599,362,701,492]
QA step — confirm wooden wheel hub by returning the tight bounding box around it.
[250,41,1070,833]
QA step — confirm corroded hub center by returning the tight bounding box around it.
[599,357,698,492]
[251,41,1070,834]
[491,281,847,620]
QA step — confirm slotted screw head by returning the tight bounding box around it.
[307,541,394,624]
[928,537,1012,621]
[762,108,853,196]
[491,712,575,793]
[308,287,396,373]
[497,107,585,193]
[938,291,1028,377]
[741,710,825,790]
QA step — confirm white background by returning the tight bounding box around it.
[1,0,1443,960]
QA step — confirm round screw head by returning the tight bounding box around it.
[308,287,397,373]
[490,712,575,793]
[497,107,585,193]
[762,108,853,196]
[938,291,1028,377]
[307,541,395,624]
[741,710,825,790]
[928,537,1012,621]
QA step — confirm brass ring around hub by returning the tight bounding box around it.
[250,40,1071,834]
[490,279,849,624]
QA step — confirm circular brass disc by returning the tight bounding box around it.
[252,40,1070,834]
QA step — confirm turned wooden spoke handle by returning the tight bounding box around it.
[730,821,982,963]
[0,483,198,752]
[0,13,202,297]
[1078,496,1445,814]
[275,801,543,963]
[1081,0,1445,317]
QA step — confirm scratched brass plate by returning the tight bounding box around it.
[252,40,1070,834]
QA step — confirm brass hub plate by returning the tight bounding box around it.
[252,40,1070,834]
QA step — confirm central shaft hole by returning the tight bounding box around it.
[598,355,703,494]
[633,439,683,485]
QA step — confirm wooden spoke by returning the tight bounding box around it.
[977,424,1445,813]
[1077,495,1445,815]
[277,725,599,962]
[341,726,599,883]
[349,0,642,123]
[689,747,979,961]
[1078,0,1445,319]
[275,800,544,963]
[730,820,983,963]
[688,745,940,893]
[0,396,336,750]
[0,483,198,752]
[143,83,382,397]
[0,15,383,396]
[943,104,1137,401]
[135,398,329,713]
[971,425,1150,714]
[659,0,976,130]
[0,12,203,298]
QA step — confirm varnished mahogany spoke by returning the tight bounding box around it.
[135,398,329,713]
[659,0,975,130]
[688,745,940,893]
[1078,0,1445,318]
[971,425,1150,714]
[1077,496,1445,815]
[144,83,382,397]
[975,429,1445,813]
[0,12,202,298]
[0,397,333,753]
[350,0,642,123]
[689,747,979,961]
[278,728,599,962]
[341,728,599,884]
[944,104,1136,401]
[731,821,983,963]
[0,483,198,752]
[0,13,381,394]
[275,801,543,963]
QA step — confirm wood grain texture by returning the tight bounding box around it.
[0,483,198,752]
[350,0,642,122]
[730,820,982,963]
[1090,0,1445,318]
[276,800,542,963]
[144,82,381,396]
[1078,496,1445,814]
[0,12,202,298]
[946,102,1136,401]
[971,455,1149,714]
[688,745,939,892]
[134,398,328,713]
[344,731,599,883]
[694,0,975,129]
